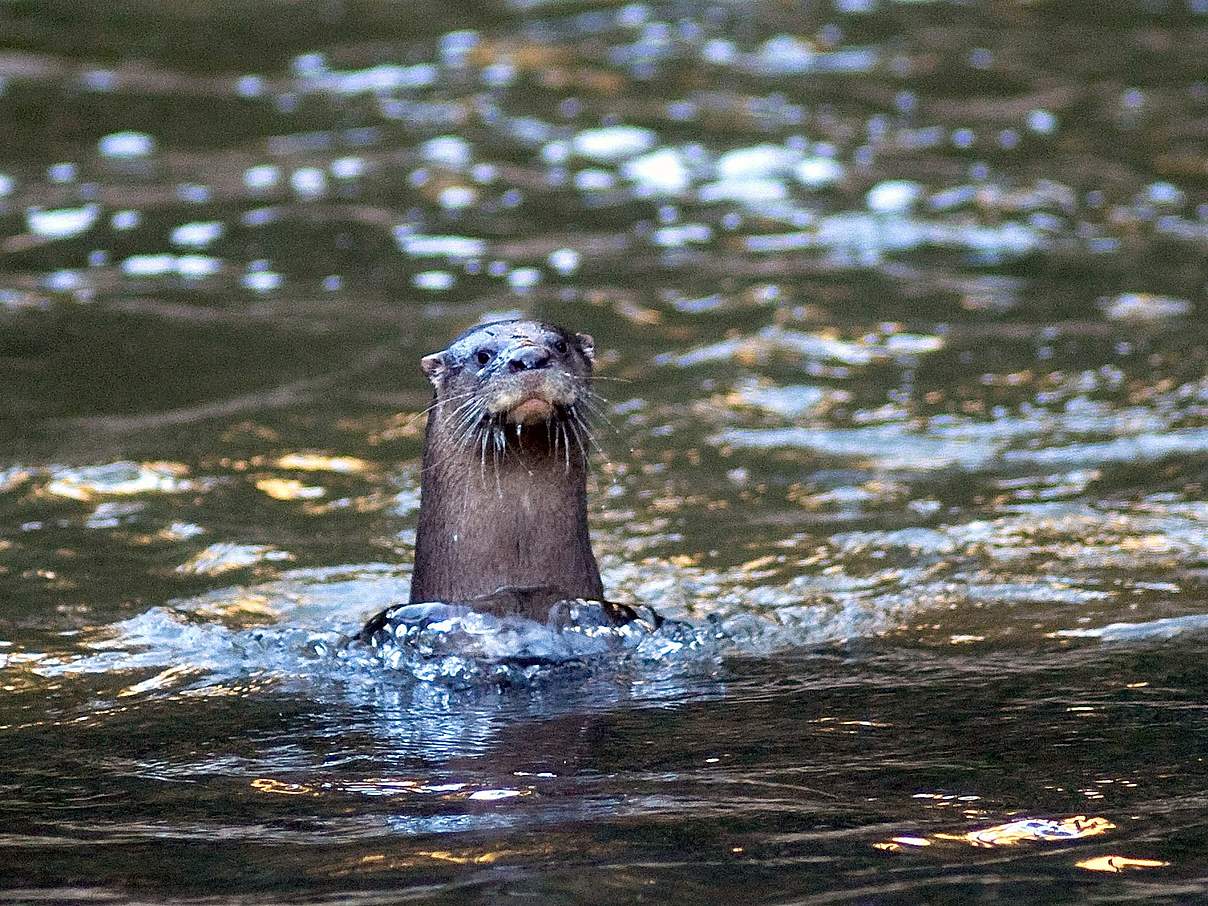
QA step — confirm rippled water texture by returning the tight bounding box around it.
[1,1,1207,902]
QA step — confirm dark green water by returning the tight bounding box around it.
[1,1,1206,902]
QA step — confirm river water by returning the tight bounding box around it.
[1,1,1207,902]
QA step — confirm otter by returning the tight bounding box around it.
[364,319,635,632]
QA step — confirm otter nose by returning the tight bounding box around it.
[505,346,551,373]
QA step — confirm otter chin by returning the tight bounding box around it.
[505,397,554,425]
[368,318,634,626]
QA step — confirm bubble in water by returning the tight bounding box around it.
[439,30,480,66]
[483,62,517,88]
[754,34,816,75]
[44,270,83,292]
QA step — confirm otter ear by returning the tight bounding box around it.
[420,352,447,384]
[575,333,595,362]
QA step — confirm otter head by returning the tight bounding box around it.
[420,319,596,457]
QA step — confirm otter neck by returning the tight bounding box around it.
[409,402,604,605]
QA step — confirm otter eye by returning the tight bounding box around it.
[475,350,492,367]
[553,339,568,355]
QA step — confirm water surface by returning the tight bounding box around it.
[1,1,1206,902]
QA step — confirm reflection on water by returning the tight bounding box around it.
[1,0,1207,902]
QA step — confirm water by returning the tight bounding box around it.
[1,0,1207,901]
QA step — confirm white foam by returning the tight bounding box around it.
[1056,613,1208,642]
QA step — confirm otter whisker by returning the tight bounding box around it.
[570,406,606,460]
[449,395,485,430]
[566,412,590,464]
[447,394,483,422]
[420,402,485,474]
[448,406,475,442]
[479,419,490,485]
[419,400,495,478]
[422,425,484,476]
[412,389,477,423]
[492,422,505,496]
[450,402,488,451]
[581,389,622,427]
[578,397,621,437]
[452,416,484,454]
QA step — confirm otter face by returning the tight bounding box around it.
[420,320,597,449]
